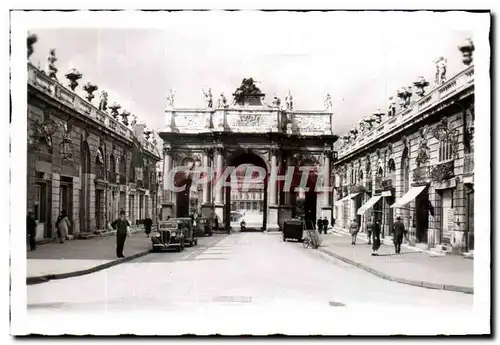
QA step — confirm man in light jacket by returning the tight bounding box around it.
[349,219,359,245]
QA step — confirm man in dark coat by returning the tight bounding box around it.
[112,210,131,258]
[27,211,37,251]
[144,217,153,237]
[317,218,323,234]
[392,216,406,254]
[323,217,329,234]
[371,219,382,256]
[365,217,374,245]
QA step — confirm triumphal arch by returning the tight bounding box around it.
[159,79,339,230]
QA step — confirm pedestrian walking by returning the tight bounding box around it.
[112,210,131,258]
[331,217,336,228]
[323,217,329,234]
[317,218,323,234]
[214,215,219,230]
[349,219,359,245]
[371,219,382,256]
[27,211,37,251]
[392,216,406,254]
[144,216,153,237]
[55,210,71,243]
[365,217,374,245]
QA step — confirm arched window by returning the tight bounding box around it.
[401,147,410,193]
[358,169,364,183]
[387,158,396,181]
[109,153,116,174]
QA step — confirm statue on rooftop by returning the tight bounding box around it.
[285,90,293,111]
[387,96,396,117]
[166,89,176,108]
[46,49,58,80]
[324,93,333,112]
[435,56,447,85]
[202,88,213,108]
[232,78,264,106]
[98,91,108,111]
[217,92,227,108]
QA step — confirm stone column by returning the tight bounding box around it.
[51,173,61,239]
[267,148,279,231]
[213,147,225,227]
[278,155,293,229]
[161,145,173,220]
[321,150,332,219]
[201,148,214,220]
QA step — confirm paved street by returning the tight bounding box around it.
[28,232,472,315]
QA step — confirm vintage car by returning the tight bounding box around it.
[176,217,198,247]
[195,217,213,237]
[282,218,305,242]
[151,219,186,252]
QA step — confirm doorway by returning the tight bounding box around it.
[415,188,429,243]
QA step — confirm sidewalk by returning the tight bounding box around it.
[318,230,473,294]
[27,228,151,285]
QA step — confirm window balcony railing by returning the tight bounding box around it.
[412,166,431,186]
[349,184,365,194]
[136,180,143,189]
[95,168,106,181]
[35,151,52,163]
[381,178,393,190]
[464,153,474,175]
[431,160,455,182]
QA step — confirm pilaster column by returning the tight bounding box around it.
[267,147,280,230]
[162,145,172,203]
[202,148,212,204]
[323,151,331,205]
[269,149,278,205]
[214,147,224,204]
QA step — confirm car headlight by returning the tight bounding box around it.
[154,232,160,237]
[171,232,176,237]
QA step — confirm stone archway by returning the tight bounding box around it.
[224,150,269,231]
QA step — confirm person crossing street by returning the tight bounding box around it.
[112,210,131,258]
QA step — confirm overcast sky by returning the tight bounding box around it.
[28,11,475,135]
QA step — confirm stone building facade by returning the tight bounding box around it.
[27,61,161,241]
[333,41,475,254]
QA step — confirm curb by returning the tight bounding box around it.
[27,250,151,286]
[318,247,473,295]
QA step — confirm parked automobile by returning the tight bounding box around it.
[151,219,186,252]
[175,217,198,247]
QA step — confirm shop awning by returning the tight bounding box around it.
[334,193,360,206]
[390,186,426,208]
[381,190,392,197]
[357,195,382,215]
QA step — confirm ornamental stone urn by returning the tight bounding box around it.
[458,38,474,66]
[83,82,98,102]
[109,102,121,119]
[65,68,82,91]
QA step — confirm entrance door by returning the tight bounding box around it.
[415,189,429,243]
[59,183,73,234]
